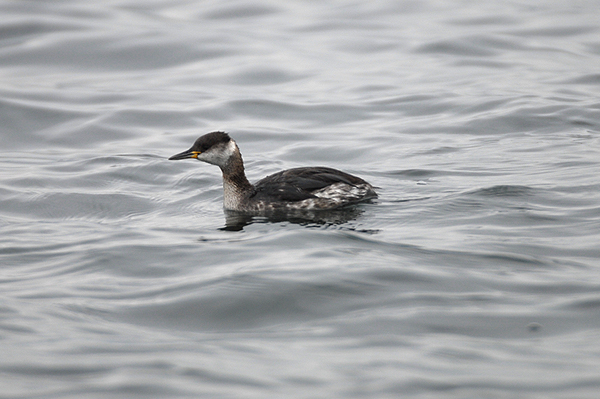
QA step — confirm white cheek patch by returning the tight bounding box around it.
[197,140,237,166]
[227,140,237,154]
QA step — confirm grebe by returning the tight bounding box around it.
[169,132,377,213]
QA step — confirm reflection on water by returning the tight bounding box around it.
[222,204,376,231]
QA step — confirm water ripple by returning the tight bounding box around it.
[2,1,600,398]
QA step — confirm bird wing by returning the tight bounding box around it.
[251,167,368,203]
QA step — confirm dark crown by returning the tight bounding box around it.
[193,131,231,152]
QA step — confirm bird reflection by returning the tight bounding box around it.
[221,204,374,231]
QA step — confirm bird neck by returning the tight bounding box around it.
[220,146,254,210]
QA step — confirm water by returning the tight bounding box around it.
[2,0,600,397]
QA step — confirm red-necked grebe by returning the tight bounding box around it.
[169,132,377,213]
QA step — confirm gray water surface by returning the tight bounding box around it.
[2,1,600,398]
